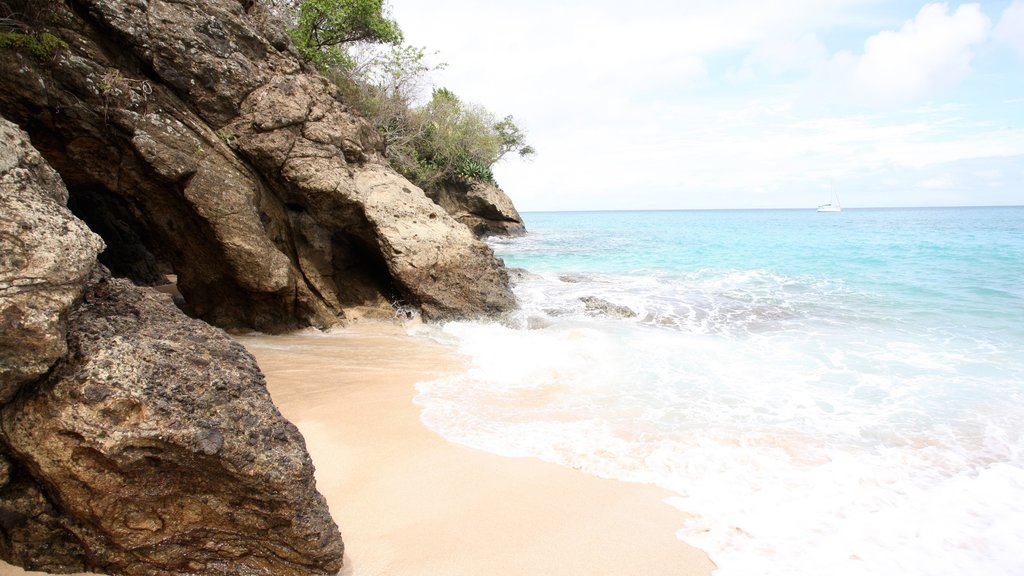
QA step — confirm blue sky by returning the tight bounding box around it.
[389,1,1024,210]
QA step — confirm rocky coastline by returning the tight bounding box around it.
[0,0,525,573]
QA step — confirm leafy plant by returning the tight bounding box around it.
[287,0,402,68]
[394,88,533,186]
[280,0,535,188]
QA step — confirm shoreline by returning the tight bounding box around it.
[1,322,715,576]
[241,322,716,576]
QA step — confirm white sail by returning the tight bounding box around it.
[816,184,842,212]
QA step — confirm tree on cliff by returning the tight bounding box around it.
[279,0,534,187]
[391,88,535,185]
[287,0,402,67]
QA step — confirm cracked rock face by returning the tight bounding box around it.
[1,277,344,575]
[0,118,104,405]
[0,120,343,574]
[0,0,515,331]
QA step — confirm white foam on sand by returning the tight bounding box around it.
[413,309,1024,576]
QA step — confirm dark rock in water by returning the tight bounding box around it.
[0,277,344,575]
[507,267,542,286]
[424,179,527,238]
[527,315,554,330]
[580,296,638,319]
[559,274,589,284]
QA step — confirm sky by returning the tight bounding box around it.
[388,1,1024,211]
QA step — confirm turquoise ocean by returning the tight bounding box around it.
[413,207,1024,575]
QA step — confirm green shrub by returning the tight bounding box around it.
[394,88,532,186]
[281,1,534,188]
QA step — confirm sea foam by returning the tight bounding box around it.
[415,208,1024,576]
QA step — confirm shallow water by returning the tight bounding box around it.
[413,207,1024,576]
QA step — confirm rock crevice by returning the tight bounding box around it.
[1,115,345,575]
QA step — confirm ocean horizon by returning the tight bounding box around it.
[414,205,1024,576]
[519,204,1024,213]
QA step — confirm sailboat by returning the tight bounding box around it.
[817,183,842,212]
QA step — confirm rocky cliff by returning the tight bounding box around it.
[425,178,526,238]
[0,0,528,573]
[1,117,343,574]
[0,0,515,332]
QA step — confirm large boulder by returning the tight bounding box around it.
[0,0,515,331]
[0,118,104,405]
[425,179,527,238]
[0,119,343,574]
[1,277,345,575]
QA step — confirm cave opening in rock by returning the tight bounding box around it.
[66,186,180,294]
[331,231,402,309]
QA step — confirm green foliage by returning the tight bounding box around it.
[387,88,534,187]
[282,0,534,188]
[494,115,537,161]
[288,0,401,68]
[217,128,239,149]
[0,30,66,58]
[0,0,67,58]
[332,43,439,121]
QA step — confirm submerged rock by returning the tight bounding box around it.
[1,277,344,575]
[559,274,589,284]
[507,267,541,286]
[580,296,638,319]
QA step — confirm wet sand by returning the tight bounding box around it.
[1,322,714,576]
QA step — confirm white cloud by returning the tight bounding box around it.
[732,33,830,81]
[386,1,1022,210]
[837,3,991,104]
[994,0,1024,58]
[920,176,956,189]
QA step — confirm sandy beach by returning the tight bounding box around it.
[1,322,714,576]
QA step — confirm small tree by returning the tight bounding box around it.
[394,88,534,186]
[494,115,536,162]
[288,0,401,68]
[277,1,535,188]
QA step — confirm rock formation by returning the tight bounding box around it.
[1,0,531,571]
[2,276,344,575]
[0,117,105,406]
[424,178,527,238]
[1,117,343,574]
[580,296,638,319]
[0,0,515,332]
